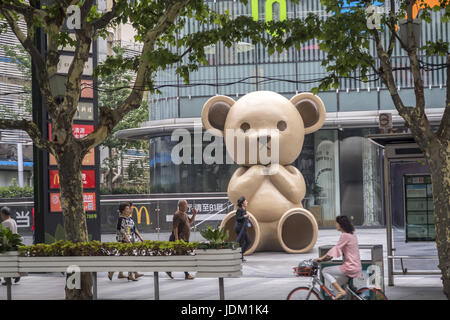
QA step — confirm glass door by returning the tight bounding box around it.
[404,175,435,241]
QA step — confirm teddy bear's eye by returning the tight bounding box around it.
[240,122,250,132]
[277,120,287,131]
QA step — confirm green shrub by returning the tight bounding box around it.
[0,225,24,253]
[196,242,239,250]
[0,185,33,199]
[200,225,230,243]
[18,240,199,257]
[198,225,239,250]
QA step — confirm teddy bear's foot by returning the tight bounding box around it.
[277,208,319,253]
[219,210,260,255]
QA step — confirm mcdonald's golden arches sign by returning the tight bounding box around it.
[132,206,151,225]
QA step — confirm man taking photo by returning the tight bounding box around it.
[167,200,197,280]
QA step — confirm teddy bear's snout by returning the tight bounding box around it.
[257,135,271,144]
[257,135,272,151]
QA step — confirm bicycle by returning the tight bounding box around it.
[286,259,388,300]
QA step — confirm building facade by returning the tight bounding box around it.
[0,19,34,188]
[117,0,447,228]
[115,1,446,230]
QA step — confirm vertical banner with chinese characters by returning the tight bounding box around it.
[33,23,101,243]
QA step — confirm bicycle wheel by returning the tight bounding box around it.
[287,287,321,300]
[355,287,388,300]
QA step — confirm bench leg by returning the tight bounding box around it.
[92,272,97,300]
[6,277,12,300]
[400,258,408,275]
[219,278,224,300]
[154,272,159,300]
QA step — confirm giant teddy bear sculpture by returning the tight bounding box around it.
[201,91,326,254]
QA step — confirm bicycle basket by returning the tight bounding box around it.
[293,259,317,277]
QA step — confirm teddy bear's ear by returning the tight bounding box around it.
[290,92,326,134]
[201,95,235,137]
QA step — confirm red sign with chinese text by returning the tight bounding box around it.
[48,124,94,140]
[48,124,96,166]
[81,80,94,98]
[50,192,96,212]
[49,169,96,189]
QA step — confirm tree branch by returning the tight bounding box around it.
[44,2,69,73]
[62,0,96,122]
[0,0,46,19]
[386,0,396,58]
[115,0,192,116]
[405,1,426,116]
[0,119,54,153]
[80,0,192,151]
[0,7,58,117]
[178,45,193,60]
[373,28,435,150]
[90,0,118,30]
[373,30,417,123]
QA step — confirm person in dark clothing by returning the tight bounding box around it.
[234,196,251,262]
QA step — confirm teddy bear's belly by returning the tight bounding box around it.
[245,178,301,223]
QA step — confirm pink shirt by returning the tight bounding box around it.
[327,232,362,278]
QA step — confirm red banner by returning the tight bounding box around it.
[81,80,94,98]
[48,124,94,140]
[50,149,95,166]
[49,169,96,189]
[48,124,96,166]
[50,192,96,213]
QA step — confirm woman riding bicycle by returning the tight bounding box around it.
[314,215,362,300]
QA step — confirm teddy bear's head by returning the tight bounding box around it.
[201,91,326,165]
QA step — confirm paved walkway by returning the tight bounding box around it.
[1,228,445,300]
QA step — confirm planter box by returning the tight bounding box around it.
[0,249,242,278]
[18,255,198,273]
[0,251,22,277]
[1,249,243,301]
[195,248,242,278]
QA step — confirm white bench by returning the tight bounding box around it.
[387,255,441,275]
[0,248,242,300]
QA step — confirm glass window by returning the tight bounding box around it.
[314,130,339,225]
[339,128,382,226]
[179,66,216,97]
[294,129,340,227]
[179,97,209,118]
[380,89,416,111]
[339,91,378,112]
[259,63,296,93]
[217,65,257,95]
[424,88,446,108]
[317,91,337,113]
[149,133,237,193]
[294,128,384,227]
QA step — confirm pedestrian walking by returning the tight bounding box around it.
[166,200,197,280]
[108,201,144,281]
[1,207,20,284]
[234,196,251,262]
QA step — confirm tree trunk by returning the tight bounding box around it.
[57,141,93,300]
[426,140,450,299]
